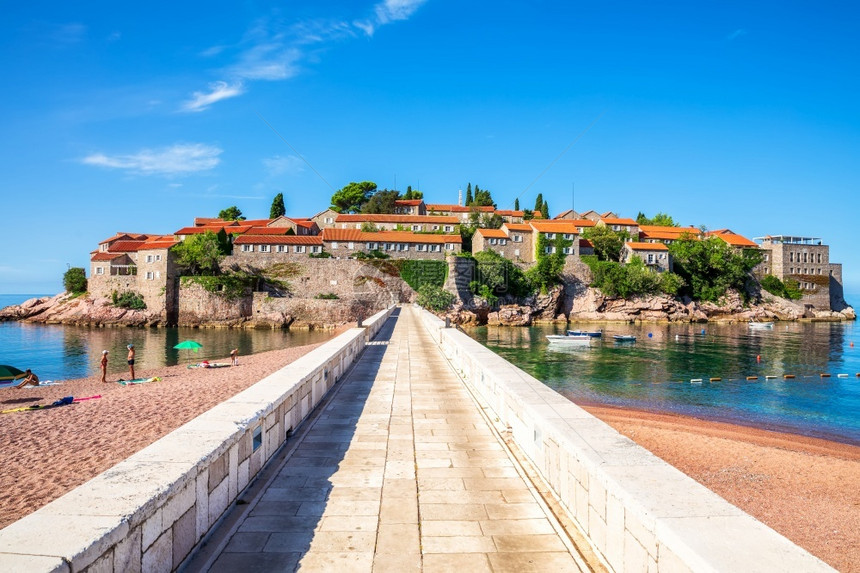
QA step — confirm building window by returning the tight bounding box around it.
[331,242,339,249]
[444,225,453,232]
[647,254,654,264]
[789,267,794,273]
[545,233,556,239]
[514,249,520,257]
[445,243,454,250]
[563,234,573,240]
[430,244,440,252]
[311,246,321,253]
[411,225,421,231]
[433,225,440,231]
[260,245,270,253]
[241,244,253,252]
[790,252,794,262]
[146,255,153,263]
[499,239,507,246]
[366,242,378,250]
[545,246,555,254]
[563,247,573,255]
[803,252,807,263]
[295,246,306,253]
[489,238,497,245]
[145,271,154,280]
[347,242,354,249]
[155,271,161,279]
[817,253,822,263]
[96,266,104,275]
[417,244,427,251]
[277,245,286,252]
[156,254,161,261]
[325,217,333,224]
[513,235,523,243]
[398,243,408,251]
[764,253,769,262]
[355,224,362,230]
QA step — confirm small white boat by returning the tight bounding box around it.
[567,329,603,338]
[748,321,774,329]
[546,334,592,345]
[613,334,636,342]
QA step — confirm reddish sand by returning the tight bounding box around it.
[0,334,345,530]
[582,404,860,572]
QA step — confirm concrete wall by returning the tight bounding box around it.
[0,307,395,573]
[416,307,834,573]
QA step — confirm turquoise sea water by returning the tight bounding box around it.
[0,294,334,382]
[469,321,860,446]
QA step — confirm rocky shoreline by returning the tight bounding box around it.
[445,284,856,326]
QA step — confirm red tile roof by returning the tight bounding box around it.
[99,232,149,245]
[139,236,179,250]
[600,217,638,226]
[394,199,424,206]
[233,235,323,245]
[529,221,582,233]
[294,220,317,229]
[194,217,223,226]
[109,240,147,252]
[707,231,758,247]
[175,226,226,235]
[495,210,525,217]
[91,252,124,261]
[323,228,461,244]
[335,214,458,224]
[627,242,669,251]
[579,239,593,248]
[240,219,274,227]
[638,225,700,236]
[476,229,508,239]
[503,223,533,232]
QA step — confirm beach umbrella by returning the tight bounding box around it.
[173,340,203,364]
[0,365,26,381]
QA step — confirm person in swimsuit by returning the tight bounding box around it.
[230,348,238,366]
[127,344,136,380]
[100,350,109,383]
[16,369,39,388]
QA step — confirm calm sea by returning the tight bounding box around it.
[469,321,860,446]
[0,294,335,382]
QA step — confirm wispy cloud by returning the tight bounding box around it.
[726,28,747,41]
[186,1,428,111]
[50,22,87,44]
[359,0,428,36]
[82,143,222,175]
[181,81,245,112]
[263,155,304,177]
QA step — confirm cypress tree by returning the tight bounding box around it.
[269,193,286,218]
[465,183,473,206]
[534,193,543,213]
[514,198,520,210]
[542,200,550,219]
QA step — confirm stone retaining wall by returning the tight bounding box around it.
[0,307,395,573]
[416,306,834,572]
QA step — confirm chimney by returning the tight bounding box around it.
[458,189,462,207]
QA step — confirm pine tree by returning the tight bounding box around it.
[542,200,550,220]
[534,193,543,213]
[269,193,286,218]
[404,185,413,200]
[465,183,473,206]
[514,198,520,211]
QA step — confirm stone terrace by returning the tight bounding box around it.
[190,307,589,572]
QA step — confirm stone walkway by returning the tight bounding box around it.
[198,306,585,572]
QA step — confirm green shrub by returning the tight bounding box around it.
[583,258,678,299]
[400,260,448,290]
[315,293,339,300]
[112,290,146,310]
[63,267,87,294]
[416,285,455,311]
[761,274,802,300]
[309,251,332,258]
[470,250,530,300]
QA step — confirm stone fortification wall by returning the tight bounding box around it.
[416,307,834,572]
[0,307,395,573]
[249,295,382,329]
[177,282,252,327]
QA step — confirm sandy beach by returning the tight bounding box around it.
[0,333,345,531]
[582,404,860,572]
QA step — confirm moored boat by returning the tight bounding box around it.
[613,334,637,342]
[567,329,603,338]
[546,334,592,345]
[748,321,774,329]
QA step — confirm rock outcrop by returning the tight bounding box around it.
[0,293,163,326]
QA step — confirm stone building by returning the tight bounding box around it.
[597,217,640,237]
[334,214,459,233]
[622,242,672,272]
[393,200,426,215]
[638,225,701,244]
[229,235,324,265]
[312,209,339,230]
[322,229,460,259]
[754,235,845,311]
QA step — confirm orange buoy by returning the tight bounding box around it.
[784,374,795,379]
[746,376,758,380]
[756,355,761,363]
[851,342,855,348]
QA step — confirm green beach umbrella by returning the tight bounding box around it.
[0,365,26,381]
[173,340,203,364]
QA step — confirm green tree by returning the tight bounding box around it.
[668,237,763,301]
[522,209,535,220]
[218,206,245,221]
[471,250,531,300]
[582,226,627,262]
[473,186,495,207]
[331,181,377,213]
[361,189,400,214]
[526,233,572,293]
[465,183,473,206]
[416,284,455,312]
[514,198,520,210]
[534,193,543,213]
[172,231,224,275]
[269,193,285,218]
[63,267,87,294]
[402,186,422,200]
[542,200,550,220]
[636,212,678,227]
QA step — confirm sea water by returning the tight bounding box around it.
[469,321,860,446]
[0,294,335,381]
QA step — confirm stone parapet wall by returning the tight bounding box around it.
[177,282,252,326]
[415,306,834,573]
[0,307,395,573]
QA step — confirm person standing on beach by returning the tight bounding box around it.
[127,344,135,380]
[100,350,109,383]
[230,348,238,366]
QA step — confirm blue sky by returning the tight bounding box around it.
[1,1,858,296]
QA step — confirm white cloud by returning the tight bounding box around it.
[230,44,302,80]
[375,0,427,24]
[82,143,222,175]
[263,155,304,176]
[181,81,245,112]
